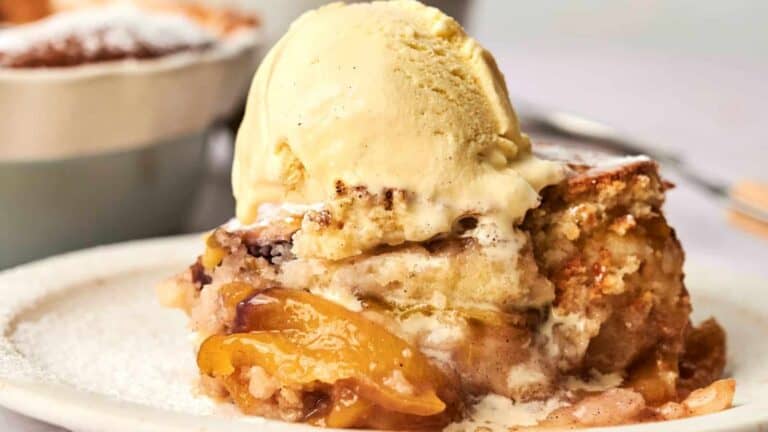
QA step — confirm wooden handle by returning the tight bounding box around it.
[727,180,768,238]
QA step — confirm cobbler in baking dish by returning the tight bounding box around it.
[0,1,257,68]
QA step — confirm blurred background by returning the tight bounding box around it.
[0,0,766,277]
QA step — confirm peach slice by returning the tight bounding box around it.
[198,288,458,428]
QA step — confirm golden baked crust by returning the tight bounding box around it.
[524,156,690,374]
[0,1,257,68]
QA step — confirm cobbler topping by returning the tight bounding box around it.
[0,5,215,68]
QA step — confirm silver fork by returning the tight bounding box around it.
[516,102,768,228]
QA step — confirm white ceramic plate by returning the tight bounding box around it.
[0,235,766,432]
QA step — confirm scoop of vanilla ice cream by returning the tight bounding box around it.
[232,0,563,247]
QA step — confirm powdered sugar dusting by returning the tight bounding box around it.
[535,143,651,172]
[0,236,216,415]
[0,4,216,66]
[11,269,214,414]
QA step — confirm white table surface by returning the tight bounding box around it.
[4,25,767,432]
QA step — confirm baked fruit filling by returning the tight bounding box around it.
[160,152,734,429]
[198,285,459,429]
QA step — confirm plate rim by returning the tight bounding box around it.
[0,234,767,432]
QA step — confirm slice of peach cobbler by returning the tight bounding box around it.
[160,149,732,429]
[159,1,733,429]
